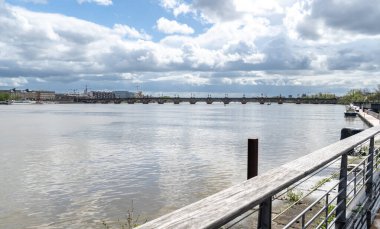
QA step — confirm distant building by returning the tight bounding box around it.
[0,90,9,93]
[135,91,144,98]
[89,91,115,99]
[36,91,55,101]
[0,89,55,101]
[113,91,135,99]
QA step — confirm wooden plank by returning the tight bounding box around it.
[137,126,380,229]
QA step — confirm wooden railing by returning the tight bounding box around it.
[137,126,380,229]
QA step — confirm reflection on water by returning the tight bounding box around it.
[0,104,367,228]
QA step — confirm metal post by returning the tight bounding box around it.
[335,153,347,228]
[258,198,272,229]
[366,137,374,227]
[247,139,258,179]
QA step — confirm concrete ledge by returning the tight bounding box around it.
[358,110,379,127]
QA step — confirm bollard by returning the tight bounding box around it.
[247,139,258,179]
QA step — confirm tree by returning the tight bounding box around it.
[0,93,10,101]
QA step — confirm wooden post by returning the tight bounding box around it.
[247,138,258,179]
[335,153,347,228]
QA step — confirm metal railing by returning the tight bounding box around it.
[137,126,380,229]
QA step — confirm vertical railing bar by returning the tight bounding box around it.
[305,204,329,228]
[354,170,357,196]
[335,153,347,228]
[301,214,305,229]
[325,194,329,228]
[366,136,374,227]
[363,161,366,187]
[258,198,272,229]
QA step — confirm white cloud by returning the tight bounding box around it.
[160,0,193,17]
[151,73,210,86]
[156,17,194,34]
[0,77,28,87]
[1,0,380,93]
[113,24,151,40]
[77,0,112,6]
[234,0,284,15]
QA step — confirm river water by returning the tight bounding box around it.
[0,103,367,228]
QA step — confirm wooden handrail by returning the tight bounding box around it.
[137,126,380,229]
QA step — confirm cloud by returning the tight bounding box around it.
[113,24,151,40]
[160,0,193,17]
[285,0,380,42]
[192,0,239,23]
[234,0,284,15]
[77,0,112,6]
[1,0,380,93]
[0,77,28,87]
[310,0,380,35]
[156,17,194,34]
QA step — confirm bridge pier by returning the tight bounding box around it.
[223,98,230,105]
[189,99,197,104]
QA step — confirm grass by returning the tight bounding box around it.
[286,189,303,203]
[311,172,339,191]
[352,204,364,214]
[312,177,332,190]
[102,201,147,229]
[319,204,336,229]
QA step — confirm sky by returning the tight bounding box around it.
[0,0,379,96]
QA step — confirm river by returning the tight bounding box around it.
[0,103,367,228]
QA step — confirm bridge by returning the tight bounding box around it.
[135,111,380,229]
[74,96,338,105]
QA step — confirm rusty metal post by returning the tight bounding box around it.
[248,138,258,179]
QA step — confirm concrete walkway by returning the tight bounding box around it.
[358,110,380,127]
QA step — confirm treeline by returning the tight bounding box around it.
[339,86,380,104]
[300,93,337,99]
[0,93,10,101]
